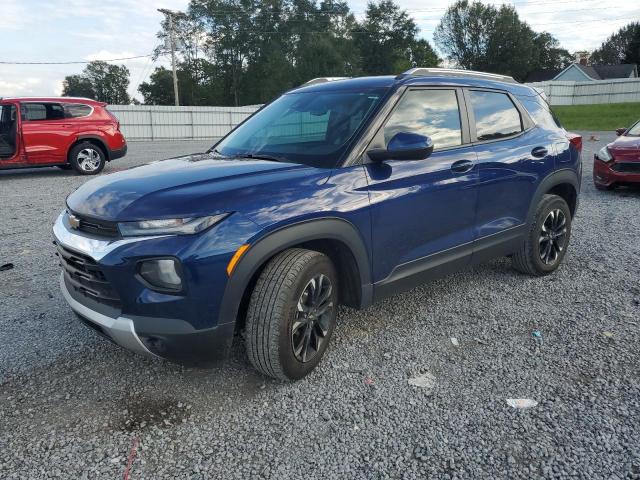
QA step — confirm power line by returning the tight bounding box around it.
[0,52,169,65]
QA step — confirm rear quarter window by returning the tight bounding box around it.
[64,103,93,118]
[517,95,562,130]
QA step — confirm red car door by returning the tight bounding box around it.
[20,102,77,164]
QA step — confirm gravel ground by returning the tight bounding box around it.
[1,134,639,479]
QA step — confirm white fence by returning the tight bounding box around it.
[110,79,640,140]
[108,105,260,141]
[526,78,640,106]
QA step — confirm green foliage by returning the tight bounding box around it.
[355,0,438,76]
[62,61,130,104]
[552,103,640,131]
[61,74,95,99]
[434,0,572,81]
[591,22,640,66]
[139,0,438,106]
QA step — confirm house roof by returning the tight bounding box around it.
[590,64,638,79]
[548,63,638,82]
[574,64,601,79]
[524,69,562,82]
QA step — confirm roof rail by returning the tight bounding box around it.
[301,77,350,87]
[397,68,517,84]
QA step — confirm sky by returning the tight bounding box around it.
[1,0,638,101]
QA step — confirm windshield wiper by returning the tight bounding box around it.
[208,148,227,157]
[240,152,287,163]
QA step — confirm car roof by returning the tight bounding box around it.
[0,96,105,105]
[290,69,537,97]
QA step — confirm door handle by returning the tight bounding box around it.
[450,159,474,173]
[531,146,548,158]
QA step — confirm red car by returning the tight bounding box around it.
[594,120,640,190]
[0,97,126,175]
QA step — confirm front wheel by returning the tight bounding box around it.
[512,194,572,276]
[69,142,105,175]
[245,248,338,381]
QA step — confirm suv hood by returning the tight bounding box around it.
[67,152,329,221]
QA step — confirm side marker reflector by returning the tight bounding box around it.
[226,244,250,276]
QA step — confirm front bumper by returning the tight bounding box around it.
[593,157,640,187]
[53,211,248,366]
[59,272,155,357]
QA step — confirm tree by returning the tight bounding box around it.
[141,0,437,106]
[62,61,130,104]
[531,32,573,71]
[139,61,224,105]
[433,1,493,71]
[139,67,175,105]
[434,0,572,81]
[356,0,439,76]
[591,22,640,66]
[61,74,95,99]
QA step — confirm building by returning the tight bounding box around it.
[525,60,638,83]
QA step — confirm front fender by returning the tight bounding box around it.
[218,217,373,327]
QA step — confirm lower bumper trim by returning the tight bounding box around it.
[109,144,127,160]
[60,272,157,358]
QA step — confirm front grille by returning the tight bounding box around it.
[69,211,120,238]
[612,162,640,173]
[56,244,121,307]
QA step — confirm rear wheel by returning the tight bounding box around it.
[245,248,338,381]
[512,194,572,276]
[69,142,105,175]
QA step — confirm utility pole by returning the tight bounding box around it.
[158,8,180,106]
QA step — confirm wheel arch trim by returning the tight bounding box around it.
[527,169,580,222]
[218,217,373,327]
[72,135,111,160]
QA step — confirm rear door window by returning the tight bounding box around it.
[383,89,462,150]
[468,91,523,141]
[22,103,67,121]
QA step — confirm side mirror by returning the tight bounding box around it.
[615,128,627,136]
[368,132,434,162]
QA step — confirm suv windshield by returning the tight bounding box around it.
[214,88,388,168]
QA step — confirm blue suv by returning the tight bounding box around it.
[54,69,582,380]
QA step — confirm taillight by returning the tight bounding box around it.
[566,132,582,152]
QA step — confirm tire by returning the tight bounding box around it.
[512,194,572,276]
[69,142,105,175]
[245,248,339,381]
[595,183,615,191]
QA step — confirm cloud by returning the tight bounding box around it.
[0,78,41,94]
[0,0,637,101]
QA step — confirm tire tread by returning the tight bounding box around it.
[246,248,324,380]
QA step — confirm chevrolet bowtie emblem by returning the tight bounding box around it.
[68,214,81,229]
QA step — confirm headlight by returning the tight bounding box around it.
[596,146,613,162]
[138,258,183,292]
[118,214,228,236]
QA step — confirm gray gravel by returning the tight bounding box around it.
[1,134,639,479]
